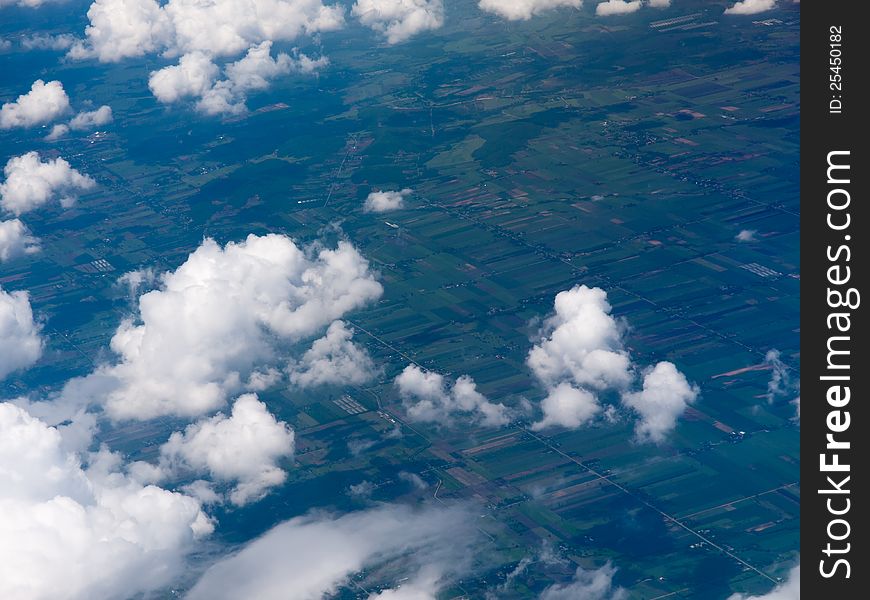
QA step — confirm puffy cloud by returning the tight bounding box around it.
[539,562,627,600]
[148,51,220,104]
[99,234,382,420]
[727,563,799,600]
[363,188,411,213]
[528,285,696,441]
[531,382,600,431]
[45,106,114,141]
[736,229,757,242]
[72,0,340,111]
[69,0,172,62]
[395,364,510,427]
[724,0,776,15]
[155,394,295,505]
[21,34,78,51]
[0,79,70,130]
[595,0,641,15]
[352,0,444,44]
[0,152,96,216]
[69,105,113,130]
[0,219,40,262]
[477,0,582,21]
[621,361,698,443]
[648,0,670,6]
[0,288,43,380]
[186,503,477,600]
[527,285,632,392]
[0,403,212,600]
[288,320,378,388]
[195,42,328,115]
[71,0,344,62]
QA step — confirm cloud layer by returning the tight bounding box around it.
[186,503,476,600]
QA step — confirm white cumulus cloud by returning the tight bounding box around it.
[0,287,43,380]
[69,105,113,130]
[352,0,444,44]
[477,0,582,21]
[148,51,220,104]
[531,382,600,431]
[621,361,698,443]
[0,219,40,262]
[186,502,477,600]
[154,394,295,505]
[0,79,70,130]
[595,0,641,16]
[527,285,696,441]
[72,0,341,111]
[736,229,757,242]
[0,0,63,6]
[195,42,328,115]
[46,105,114,141]
[71,0,345,62]
[395,364,510,427]
[288,320,378,388]
[724,0,776,15]
[528,285,632,392]
[0,403,213,600]
[363,188,411,213]
[99,234,382,420]
[0,152,96,216]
